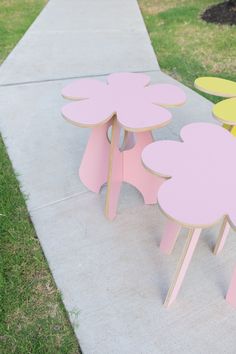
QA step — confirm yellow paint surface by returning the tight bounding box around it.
[194,77,236,98]
[213,98,236,125]
[231,125,236,137]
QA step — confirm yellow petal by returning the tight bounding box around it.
[213,98,236,125]
[194,77,236,98]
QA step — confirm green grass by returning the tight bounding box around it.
[138,0,236,103]
[0,1,80,353]
[1,1,235,352]
[0,0,46,64]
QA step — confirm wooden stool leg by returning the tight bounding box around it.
[164,227,202,308]
[123,131,163,204]
[230,126,236,137]
[223,123,236,137]
[105,117,122,220]
[160,220,182,255]
[213,217,231,255]
[79,123,110,193]
[226,266,236,308]
[223,123,232,131]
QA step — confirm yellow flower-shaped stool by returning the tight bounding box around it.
[194,77,236,256]
[194,77,236,136]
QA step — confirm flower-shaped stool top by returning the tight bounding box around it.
[61,72,186,132]
[194,77,236,127]
[142,122,236,229]
[194,77,236,98]
[213,97,236,126]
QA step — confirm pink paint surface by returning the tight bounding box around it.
[165,228,202,308]
[79,125,162,219]
[105,119,123,220]
[79,122,111,193]
[61,72,186,219]
[62,78,108,100]
[123,131,163,204]
[227,266,236,308]
[61,72,186,131]
[142,123,236,228]
[160,220,181,255]
[214,220,231,255]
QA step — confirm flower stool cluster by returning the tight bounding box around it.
[62,72,186,220]
[61,73,236,309]
[195,77,236,136]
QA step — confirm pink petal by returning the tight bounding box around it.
[116,102,171,131]
[62,79,108,100]
[144,84,186,106]
[107,72,150,88]
[144,123,236,228]
[180,121,233,143]
[158,178,224,227]
[61,99,115,127]
[142,140,183,178]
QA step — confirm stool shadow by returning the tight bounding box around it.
[214,267,229,298]
[201,228,218,252]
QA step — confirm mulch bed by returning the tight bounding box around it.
[202,1,236,25]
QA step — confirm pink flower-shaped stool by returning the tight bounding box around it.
[62,72,186,219]
[142,123,236,307]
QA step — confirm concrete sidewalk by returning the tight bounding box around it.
[1,1,236,353]
[0,0,158,85]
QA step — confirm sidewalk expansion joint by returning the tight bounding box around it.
[0,69,160,88]
[29,190,90,213]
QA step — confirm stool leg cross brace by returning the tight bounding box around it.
[79,116,163,220]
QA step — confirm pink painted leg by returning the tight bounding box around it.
[213,217,231,255]
[164,228,202,308]
[105,118,123,220]
[226,266,236,308]
[160,219,182,255]
[79,122,110,193]
[123,131,163,204]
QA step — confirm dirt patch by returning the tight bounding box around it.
[202,1,236,25]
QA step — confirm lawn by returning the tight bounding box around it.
[1,0,235,352]
[0,1,80,353]
[138,0,236,103]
